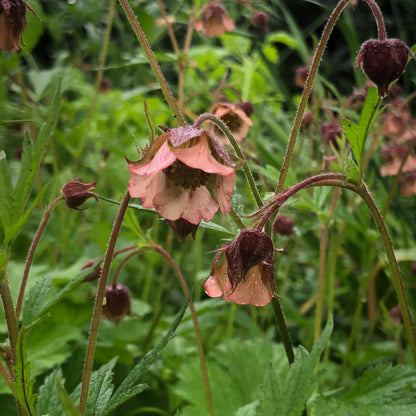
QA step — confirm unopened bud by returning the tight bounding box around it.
[61,179,98,210]
[103,283,131,323]
[356,38,409,98]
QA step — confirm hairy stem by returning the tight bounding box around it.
[275,0,351,194]
[78,191,131,414]
[0,276,19,370]
[151,243,214,416]
[16,196,63,320]
[363,0,387,40]
[195,113,263,207]
[118,0,185,126]
[272,297,294,364]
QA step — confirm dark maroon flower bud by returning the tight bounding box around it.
[204,228,278,306]
[294,66,309,88]
[302,111,314,128]
[225,228,275,290]
[355,38,409,98]
[238,101,254,117]
[0,0,27,50]
[320,120,342,149]
[252,11,269,33]
[81,260,102,282]
[273,215,294,236]
[103,283,131,323]
[61,179,98,210]
[166,218,199,243]
[389,305,403,326]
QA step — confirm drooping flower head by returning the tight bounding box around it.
[211,102,254,143]
[195,2,235,38]
[127,126,235,238]
[204,228,278,306]
[103,283,131,324]
[61,179,99,210]
[355,38,409,98]
[0,0,27,50]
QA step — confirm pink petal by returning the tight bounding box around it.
[128,172,166,208]
[204,276,224,298]
[227,266,273,306]
[216,172,235,213]
[128,140,176,176]
[204,260,229,298]
[153,186,218,224]
[173,135,234,176]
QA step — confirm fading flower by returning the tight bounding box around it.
[400,172,416,196]
[128,126,235,228]
[103,283,131,323]
[273,215,294,236]
[380,145,416,176]
[61,179,99,210]
[211,102,254,143]
[294,66,309,88]
[251,11,269,33]
[0,0,27,50]
[320,119,343,149]
[195,2,235,38]
[204,228,277,306]
[81,260,102,282]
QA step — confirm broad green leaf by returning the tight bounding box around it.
[70,358,117,416]
[35,367,65,416]
[104,299,189,415]
[311,363,416,416]
[258,316,333,416]
[22,275,53,327]
[175,338,288,416]
[13,330,37,415]
[26,259,102,330]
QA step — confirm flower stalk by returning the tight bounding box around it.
[118,0,185,126]
[16,196,63,320]
[78,190,131,414]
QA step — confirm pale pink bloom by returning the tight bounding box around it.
[128,126,235,226]
[211,102,254,143]
[195,2,235,38]
[204,259,275,307]
[204,228,277,307]
[0,0,27,50]
[380,145,416,176]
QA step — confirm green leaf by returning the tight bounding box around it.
[56,377,81,416]
[13,330,37,415]
[342,86,382,179]
[257,316,333,416]
[70,358,117,416]
[35,367,65,416]
[311,363,416,416]
[26,259,102,330]
[12,82,62,226]
[104,299,189,415]
[0,150,14,232]
[175,338,288,416]
[4,183,49,247]
[22,275,53,327]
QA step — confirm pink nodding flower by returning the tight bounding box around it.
[195,2,235,38]
[204,228,278,307]
[127,126,235,228]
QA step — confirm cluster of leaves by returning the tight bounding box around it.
[1,0,416,415]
